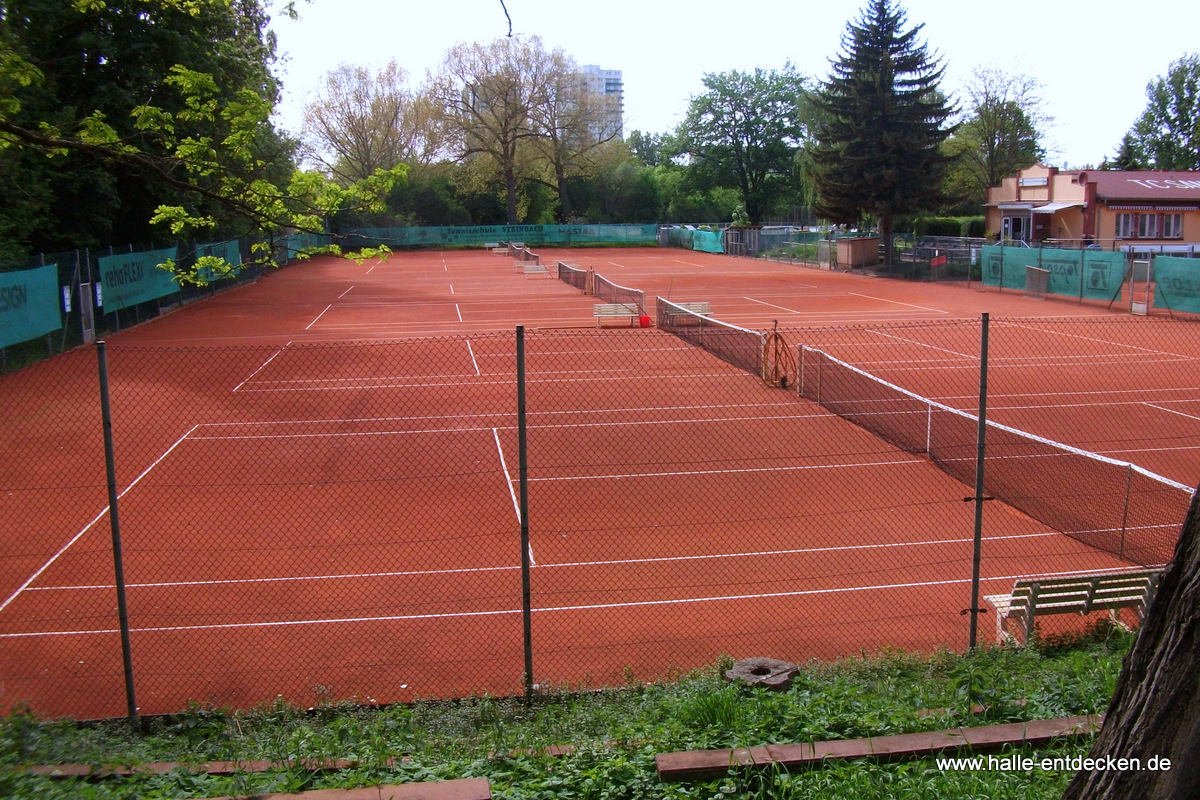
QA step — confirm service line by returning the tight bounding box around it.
[848,292,949,314]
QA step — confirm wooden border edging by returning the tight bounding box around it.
[22,757,409,778]
[197,778,492,800]
[655,714,1103,782]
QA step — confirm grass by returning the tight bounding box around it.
[0,623,1130,799]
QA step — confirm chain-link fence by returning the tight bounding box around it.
[2,316,1196,719]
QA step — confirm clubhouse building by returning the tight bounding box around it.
[985,165,1200,253]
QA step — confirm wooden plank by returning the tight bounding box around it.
[656,715,1102,782]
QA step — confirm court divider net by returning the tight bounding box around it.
[656,297,765,377]
[556,261,590,291]
[593,273,646,315]
[798,344,1192,567]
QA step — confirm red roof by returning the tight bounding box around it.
[1082,171,1200,202]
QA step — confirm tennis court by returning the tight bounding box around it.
[2,247,1195,718]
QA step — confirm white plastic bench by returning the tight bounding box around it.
[984,569,1163,644]
[676,302,711,315]
[594,303,641,327]
[521,262,549,277]
[661,301,712,324]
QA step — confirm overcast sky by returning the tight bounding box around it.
[270,0,1200,170]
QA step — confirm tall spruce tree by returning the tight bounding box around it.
[808,0,955,265]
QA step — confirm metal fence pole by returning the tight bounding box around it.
[968,314,990,650]
[97,341,138,722]
[516,326,534,700]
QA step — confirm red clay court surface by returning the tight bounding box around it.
[2,247,1198,718]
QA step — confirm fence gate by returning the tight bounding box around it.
[80,283,96,344]
[1130,259,1151,316]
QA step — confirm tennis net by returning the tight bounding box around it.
[656,297,764,377]
[557,262,590,291]
[798,344,1191,567]
[507,242,541,264]
[593,273,645,314]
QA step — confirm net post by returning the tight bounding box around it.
[926,401,933,454]
[797,344,804,396]
[97,341,138,724]
[1119,464,1133,560]
[816,350,823,404]
[968,313,990,650]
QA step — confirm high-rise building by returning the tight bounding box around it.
[578,65,624,141]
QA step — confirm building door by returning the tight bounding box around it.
[1002,214,1031,242]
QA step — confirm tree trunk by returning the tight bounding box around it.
[1061,481,1200,800]
[880,214,895,266]
[503,160,519,225]
[555,159,572,222]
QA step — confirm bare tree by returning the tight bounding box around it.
[526,59,622,221]
[427,36,560,224]
[962,68,1050,186]
[302,61,441,184]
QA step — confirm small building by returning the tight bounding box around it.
[985,165,1200,253]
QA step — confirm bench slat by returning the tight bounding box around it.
[985,570,1162,644]
[594,304,641,328]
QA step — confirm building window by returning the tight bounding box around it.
[1163,213,1184,239]
[1115,212,1183,239]
[1138,213,1158,238]
[1116,213,1136,238]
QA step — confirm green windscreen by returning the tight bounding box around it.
[0,264,61,348]
[97,247,179,312]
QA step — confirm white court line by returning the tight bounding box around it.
[745,297,803,314]
[493,428,533,564]
[0,427,199,615]
[232,371,746,393]
[188,401,802,430]
[672,260,708,268]
[723,309,944,321]
[6,565,1151,638]
[29,531,1061,593]
[466,339,480,376]
[848,293,949,314]
[190,426,494,441]
[449,284,455,295]
[338,286,355,299]
[998,320,1200,362]
[868,329,976,360]
[184,410,836,442]
[455,303,463,322]
[1145,403,1200,422]
[306,304,332,330]
[492,428,517,522]
[607,262,627,269]
[232,343,291,393]
[530,458,922,482]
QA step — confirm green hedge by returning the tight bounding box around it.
[913,216,986,238]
